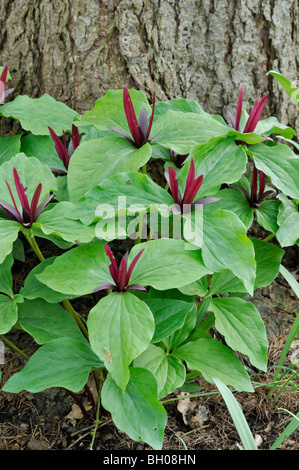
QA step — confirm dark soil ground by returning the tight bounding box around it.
[0,234,298,452]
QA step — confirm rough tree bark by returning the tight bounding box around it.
[0,0,298,133]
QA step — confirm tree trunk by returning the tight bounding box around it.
[0,0,298,132]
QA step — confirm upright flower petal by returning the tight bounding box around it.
[235,86,243,132]
[30,183,42,225]
[117,257,127,292]
[5,179,21,220]
[258,171,265,202]
[105,243,119,284]
[168,166,180,204]
[13,168,30,211]
[71,124,80,151]
[146,91,156,140]
[125,249,144,286]
[123,87,142,148]
[183,174,203,205]
[138,108,149,142]
[250,166,258,204]
[244,95,267,133]
[48,126,70,170]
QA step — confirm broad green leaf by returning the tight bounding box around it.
[0,254,14,297]
[209,270,245,296]
[178,277,208,297]
[101,367,167,450]
[145,298,195,343]
[67,136,152,202]
[0,295,18,334]
[20,256,76,303]
[179,136,247,199]
[249,144,299,200]
[186,206,256,295]
[21,134,66,172]
[174,338,253,392]
[88,292,155,390]
[78,88,151,132]
[128,238,212,290]
[0,153,57,208]
[163,304,198,351]
[68,171,173,225]
[276,194,299,247]
[151,111,230,154]
[17,299,86,344]
[36,242,109,297]
[154,97,206,119]
[254,116,296,139]
[213,377,258,450]
[0,135,21,164]
[211,189,253,229]
[209,297,268,371]
[12,238,25,262]
[267,70,299,105]
[134,344,186,398]
[0,94,78,135]
[34,202,96,244]
[2,337,103,393]
[0,220,20,264]
[256,200,281,233]
[250,237,284,288]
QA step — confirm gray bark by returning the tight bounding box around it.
[0,0,298,133]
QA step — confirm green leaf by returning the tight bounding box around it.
[0,254,14,297]
[209,297,268,371]
[67,136,152,202]
[250,237,284,288]
[36,242,109,297]
[256,200,281,233]
[208,270,245,296]
[179,136,247,198]
[213,377,258,450]
[178,277,208,297]
[34,202,96,244]
[20,257,76,303]
[145,298,195,343]
[0,153,57,208]
[267,70,299,105]
[151,111,230,154]
[134,344,186,398]
[227,129,265,144]
[128,238,212,290]
[0,94,78,135]
[0,135,21,164]
[101,367,167,450]
[69,171,173,225]
[17,299,86,344]
[0,220,20,264]
[0,294,18,334]
[174,338,253,392]
[21,134,66,172]
[249,144,299,200]
[276,194,299,247]
[163,304,198,351]
[254,116,296,139]
[88,291,154,390]
[78,88,151,132]
[2,337,103,393]
[188,206,256,295]
[211,189,253,229]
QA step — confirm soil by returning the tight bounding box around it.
[0,234,298,452]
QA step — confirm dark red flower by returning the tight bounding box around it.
[0,168,54,228]
[108,87,156,148]
[48,124,81,172]
[228,86,267,134]
[165,159,220,212]
[234,166,274,208]
[93,244,147,293]
[0,66,14,104]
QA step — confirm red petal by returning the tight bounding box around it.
[72,124,80,150]
[13,168,30,211]
[244,95,267,133]
[235,86,243,131]
[48,126,70,169]
[168,166,180,204]
[105,243,119,284]
[30,183,42,225]
[0,65,8,86]
[123,87,142,147]
[146,91,156,140]
[126,249,144,285]
[117,257,127,291]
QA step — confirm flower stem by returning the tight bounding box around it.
[23,229,45,262]
[263,233,275,243]
[0,334,29,360]
[141,164,147,174]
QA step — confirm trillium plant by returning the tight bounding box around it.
[0,65,298,450]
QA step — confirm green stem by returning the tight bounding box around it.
[141,164,147,175]
[0,334,29,360]
[263,233,275,243]
[90,369,105,450]
[23,229,45,262]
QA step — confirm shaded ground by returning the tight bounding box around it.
[0,237,298,451]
